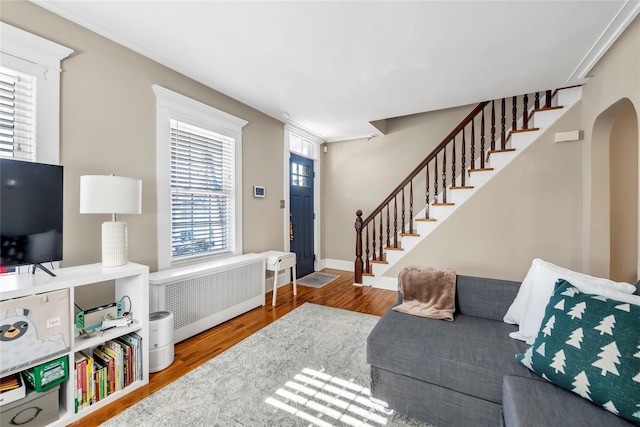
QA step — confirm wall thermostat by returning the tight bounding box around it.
[253,185,266,198]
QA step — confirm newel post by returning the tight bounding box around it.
[355,210,363,284]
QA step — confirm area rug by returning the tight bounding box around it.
[297,272,340,288]
[100,303,431,427]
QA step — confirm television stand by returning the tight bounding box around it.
[32,263,57,277]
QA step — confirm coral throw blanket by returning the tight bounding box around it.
[392,266,456,321]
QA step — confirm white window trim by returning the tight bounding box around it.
[153,85,247,270]
[0,23,73,165]
[283,124,324,269]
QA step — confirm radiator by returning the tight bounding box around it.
[149,253,266,343]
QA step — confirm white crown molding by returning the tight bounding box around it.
[0,22,72,165]
[568,0,640,82]
[152,84,248,133]
[0,22,73,69]
[284,123,326,144]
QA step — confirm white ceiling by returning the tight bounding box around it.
[33,1,640,142]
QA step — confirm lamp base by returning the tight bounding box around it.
[102,221,128,267]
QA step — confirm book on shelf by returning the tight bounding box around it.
[91,348,108,402]
[80,351,95,407]
[93,347,113,396]
[101,343,122,392]
[74,353,86,412]
[114,337,132,387]
[118,332,142,382]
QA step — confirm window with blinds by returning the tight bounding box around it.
[0,66,36,160]
[170,119,236,260]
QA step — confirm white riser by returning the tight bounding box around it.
[450,187,475,205]
[487,151,514,171]
[532,107,565,129]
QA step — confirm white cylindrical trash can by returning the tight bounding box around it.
[149,311,175,373]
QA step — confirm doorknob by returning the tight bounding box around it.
[289,212,294,241]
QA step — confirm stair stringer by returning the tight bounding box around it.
[362,87,582,290]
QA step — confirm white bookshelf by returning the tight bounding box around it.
[0,262,149,426]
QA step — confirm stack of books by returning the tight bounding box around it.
[0,374,21,393]
[0,373,26,406]
[73,332,142,413]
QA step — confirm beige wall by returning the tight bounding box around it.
[609,105,638,283]
[1,1,286,273]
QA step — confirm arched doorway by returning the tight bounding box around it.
[590,98,638,282]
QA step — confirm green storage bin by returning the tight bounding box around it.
[23,356,68,392]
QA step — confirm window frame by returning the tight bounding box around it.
[153,85,247,270]
[0,23,72,164]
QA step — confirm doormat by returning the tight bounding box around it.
[297,272,340,288]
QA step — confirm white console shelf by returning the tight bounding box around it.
[0,262,149,426]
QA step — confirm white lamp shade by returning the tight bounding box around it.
[80,175,142,214]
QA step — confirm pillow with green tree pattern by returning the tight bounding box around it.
[516,279,640,425]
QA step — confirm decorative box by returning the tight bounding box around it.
[0,289,70,374]
[0,385,59,427]
[23,356,68,392]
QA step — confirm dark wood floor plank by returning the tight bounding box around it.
[69,269,396,426]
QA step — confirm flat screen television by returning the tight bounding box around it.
[1,158,63,275]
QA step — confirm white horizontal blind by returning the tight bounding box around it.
[170,119,236,260]
[0,66,36,160]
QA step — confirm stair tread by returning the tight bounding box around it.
[371,260,389,265]
[451,185,474,190]
[400,233,420,237]
[534,105,564,113]
[385,246,404,251]
[433,202,454,206]
[363,273,375,277]
[488,148,516,154]
[415,217,437,222]
[468,167,494,173]
[511,127,540,134]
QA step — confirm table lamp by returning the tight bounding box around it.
[80,175,142,267]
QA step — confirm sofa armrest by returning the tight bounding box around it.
[455,275,520,321]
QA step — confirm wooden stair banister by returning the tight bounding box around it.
[354,90,559,284]
[354,101,488,281]
[360,101,489,228]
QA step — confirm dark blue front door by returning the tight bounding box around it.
[290,154,314,278]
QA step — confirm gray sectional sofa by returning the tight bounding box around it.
[366,275,637,427]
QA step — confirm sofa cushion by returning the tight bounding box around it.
[503,375,636,427]
[516,279,640,425]
[456,275,521,321]
[367,309,535,404]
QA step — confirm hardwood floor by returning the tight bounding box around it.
[70,269,397,426]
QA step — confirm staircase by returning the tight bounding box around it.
[354,86,582,289]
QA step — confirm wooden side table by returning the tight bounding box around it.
[263,251,297,306]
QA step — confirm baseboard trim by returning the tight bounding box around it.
[323,258,354,272]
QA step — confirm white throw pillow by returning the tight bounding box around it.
[503,261,538,325]
[504,258,636,344]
